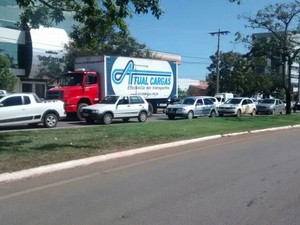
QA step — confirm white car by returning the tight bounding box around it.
[0,93,66,128]
[165,96,217,119]
[217,97,257,117]
[80,95,149,125]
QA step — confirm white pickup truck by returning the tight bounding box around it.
[0,93,66,128]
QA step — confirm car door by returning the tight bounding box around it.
[129,96,146,116]
[114,96,131,118]
[0,96,25,126]
[241,99,249,114]
[195,99,204,116]
[84,74,99,103]
[203,98,214,116]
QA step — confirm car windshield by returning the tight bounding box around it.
[182,98,196,105]
[59,73,83,86]
[100,96,119,104]
[225,98,242,104]
[261,99,275,104]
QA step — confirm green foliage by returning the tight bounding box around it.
[2,114,300,173]
[15,0,163,48]
[0,54,18,91]
[206,51,281,97]
[178,88,189,98]
[36,54,65,85]
[239,0,300,113]
[64,32,151,71]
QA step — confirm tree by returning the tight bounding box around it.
[0,54,18,91]
[36,53,65,85]
[239,0,300,114]
[206,51,275,97]
[64,32,151,71]
[15,0,163,48]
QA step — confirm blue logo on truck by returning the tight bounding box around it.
[112,60,172,86]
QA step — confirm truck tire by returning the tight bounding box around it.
[102,113,113,125]
[138,111,148,122]
[43,112,58,128]
[77,103,88,121]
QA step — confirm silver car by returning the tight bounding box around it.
[256,98,285,115]
[165,96,217,120]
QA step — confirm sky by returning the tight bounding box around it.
[126,0,283,80]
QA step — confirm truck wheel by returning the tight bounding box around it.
[43,113,58,128]
[77,103,89,121]
[138,111,147,122]
[102,113,113,125]
[186,111,194,119]
[85,118,95,124]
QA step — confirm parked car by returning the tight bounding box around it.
[80,95,149,125]
[217,97,256,117]
[165,96,217,120]
[256,98,285,115]
[293,101,300,112]
[201,96,220,107]
[0,93,66,128]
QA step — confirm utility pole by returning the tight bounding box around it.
[209,29,230,94]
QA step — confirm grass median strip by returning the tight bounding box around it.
[1,114,300,173]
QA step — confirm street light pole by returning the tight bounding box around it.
[209,29,230,94]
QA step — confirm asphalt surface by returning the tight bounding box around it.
[0,127,300,224]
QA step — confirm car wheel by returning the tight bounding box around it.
[209,110,216,118]
[168,115,175,120]
[122,118,130,122]
[186,111,194,119]
[102,113,113,125]
[43,113,58,128]
[138,111,147,122]
[251,109,256,116]
[77,103,89,121]
[85,118,95,124]
[271,109,275,115]
[236,109,241,117]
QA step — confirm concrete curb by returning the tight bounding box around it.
[0,125,299,183]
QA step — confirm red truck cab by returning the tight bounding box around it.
[46,69,100,120]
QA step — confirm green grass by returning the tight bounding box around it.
[1,114,300,173]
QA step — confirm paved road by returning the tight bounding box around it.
[1,128,300,225]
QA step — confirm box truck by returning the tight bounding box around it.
[46,55,178,119]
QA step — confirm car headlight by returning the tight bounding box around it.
[92,109,99,113]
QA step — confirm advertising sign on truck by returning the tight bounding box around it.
[47,55,178,120]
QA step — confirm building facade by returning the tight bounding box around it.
[0,3,69,98]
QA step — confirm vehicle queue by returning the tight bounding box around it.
[0,89,294,130]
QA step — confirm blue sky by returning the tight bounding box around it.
[126,0,283,80]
